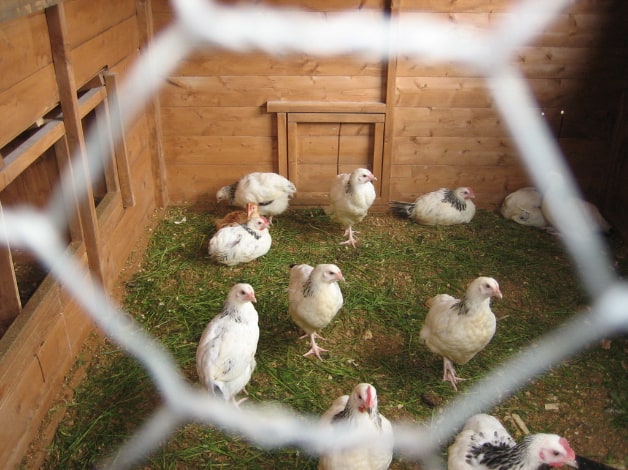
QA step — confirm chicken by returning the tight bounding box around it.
[541,196,611,234]
[216,172,297,223]
[326,168,377,247]
[208,215,271,266]
[318,383,393,470]
[196,283,259,406]
[389,187,476,226]
[214,204,260,230]
[500,187,548,228]
[288,263,344,360]
[419,277,502,390]
[448,413,577,470]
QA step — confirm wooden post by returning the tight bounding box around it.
[0,201,22,328]
[46,4,104,284]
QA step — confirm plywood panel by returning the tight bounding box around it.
[63,0,136,48]
[160,107,275,137]
[0,12,52,92]
[161,75,384,107]
[0,65,59,150]
[70,16,139,88]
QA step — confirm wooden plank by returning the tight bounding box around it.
[94,99,121,196]
[401,0,619,14]
[70,16,139,89]
[0,120,65,192]
[163,136,275,165]
[0,12,52,92]
[287,121,299,187]
[276,112,288,176]
[0,202,22,327]
[0,0,61,23]
[160,107,275,137]
[104,72,136,208]
[0,64,60,150]
[160,76,384,107]
[394,106,508,137]
[267,100,386,113]
[63,0,136,48]
[372,120,384,196]
[46,3,104,283]
[288,112,385,123]
[53,137,84,243]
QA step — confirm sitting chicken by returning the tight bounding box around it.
[500,187,547,228]
[208,215,271,266]
[216,172,296,223]
[419,277,502,390]
[448,413,577,470]
[288,263,344,360]
[318,383,393,470]
[196,283,259,406]
[326,168,377,247]
[389,187,475,226]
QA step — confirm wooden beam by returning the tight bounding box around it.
[46,4,104,284]
[0,202,22,328]
[287,112,385,123]
[267,100,386,114]
[104,72,136,208]
[0,0,61,23]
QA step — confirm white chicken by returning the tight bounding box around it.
[208,215,271,266]
[196,283,259,406]
[288,263,344,360]
[500,187,548,228]
[216,172,297,223]
[326,168,377,247]
[541,195,611,234]
[318,383,393,470]
[448,413,577,470]
[419,277,502,390]
[389,187,475,226]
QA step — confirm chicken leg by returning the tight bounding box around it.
[443,357,466,390]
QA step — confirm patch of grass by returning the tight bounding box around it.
[44,208,627,469]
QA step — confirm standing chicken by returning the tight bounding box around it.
[216,172,297,223]
[318,383,393,470]
[419,277,502,390]
[288,263,344,359]
[448,413,577,470]
[208,215,271,266]
[196,283,259,406]
[389,187,475,226]
[326,168,377,247]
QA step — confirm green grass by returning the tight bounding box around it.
[43,207,627,469]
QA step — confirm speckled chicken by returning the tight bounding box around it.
[318,383,393,470]
[208,215,271,266]
[389,186,475,226]
[419,277,502,390]
[196,283,259,406]
[288,263,344,359]
[216,172,296,223]
[448,413,577,470]
[500,187,547,228]
[326,168,377,247]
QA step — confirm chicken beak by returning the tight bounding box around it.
[249,293,257,303]
[494,287,503,299]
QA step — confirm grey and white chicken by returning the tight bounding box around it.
[326,168,377,247]
[318,383,393,470]
[208,215,271,266]
[196,283,259,406]
[419,277,502,390]
[500,187,548,228]
[216,172,297,223]
[448,413,577,470]
[288,263,344,360]
[389,187,476,226]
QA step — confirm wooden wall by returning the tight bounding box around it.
[0,0,162,467]
[154,0,628,225]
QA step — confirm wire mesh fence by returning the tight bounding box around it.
[2,0,627,468]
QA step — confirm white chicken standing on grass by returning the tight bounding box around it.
[326,168,377,247]
[318,383,393,470]
[288,263,344,360]
[196,283,259,406]
[216,172,297,223]
[208,215,271,266]
[419,276,502,390]
[389,186,476,226]
[448,413,577,470]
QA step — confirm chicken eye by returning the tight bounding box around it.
[552,451,560,456]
